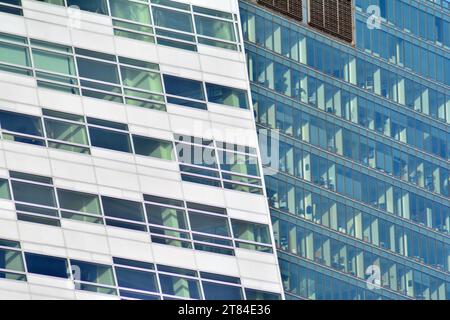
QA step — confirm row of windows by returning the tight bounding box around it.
[355,0,450,49]
[0,238,280,300]
[266,169,450,247]
[273,214,449,291]
[275,218,449,300]
[279,256,450,300]
[247,51,449,160]
[423,0,450,11]
[264,142,450,236]
[253,93,450,198]
[0,108,174,158]
[0,107,263,195]
[239,4,450,123]
[271,184,450,274]
[0,0,242,52]
[0,32,249,110]
[0,171,273,256]
[356,17,448,87]
[266,177,450,270]
[175,134,264,195]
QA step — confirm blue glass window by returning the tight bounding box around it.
[102,196,145,222]
[88,127,131,153]
[11,181,56,207]
[70,260,115,286]
[188,211,230,237]
[159,274,201,299]
[66,0,108,15]
[163,75,205,101]
[115,267,158,292]
[77,57,119,84]
[0,111,43,137]
[245,288,281,300]
[152,6,193,33]
[202,282,243,300]
[25,253,68,278]
[206,83,249,109]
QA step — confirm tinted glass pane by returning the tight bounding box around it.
[121,67,162,93]
[189,211,229,237]
[102,196,144,222]
[57,189,101,215]
[159,274,201,299]
[163,75,205,100]
[89,127,131,153]
[32,50,76,75]
[0,42,30,67]
[0,179,10,200]
[35,0,64,5]
[202,282,243,300]
[245,288,281,300]
[25,253,68,278]
[195,16,235,41]
[116,267,158,292]
[152,7,193,33]
[219,151,259,176]
[11,181,56,207]
[206,83,249,109]
[0,111,43,136]
[231,220,271,244]
[0,248,24,271]
[133,135,173,160]
[146,204,187,229]
[110,0,151,24]
[70,260,115,285]
[77,58,119,84]
[44,119,88,145]
[67,0,108,15]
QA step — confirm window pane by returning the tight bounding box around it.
[11,181,56,207]
[32,49,76,76]
[121,66,162,93]
[133,135,173,160]
[231,219,271,244]
[202,282,243,300]
[110,0,151,24]
[67,0,108,15]
[36,0,64,5]
[25,253,68,278]
[77,58,119,84]
[146,204,187,229]
[206,83,249,109]
[0,248,24,272]
[0,179,10,200]
[89,127,131,153]
[0,42,30,67]
[102,196,144,222]
[245,288,281,300]
[70,260,115,286]
[195,16,235,41]
[57,189,101,215]
[189,211,230,237]
[0,111,43,136]
[163,75,205,100]
[152,7,193,33]
[44,119,88,145]
[115,267,158,292]
[219,151,259,176]
[159,274,201,299]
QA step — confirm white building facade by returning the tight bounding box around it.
[0,0,284,300]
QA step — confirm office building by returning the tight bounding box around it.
[0,0,284,300]
[240,0,449,300]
